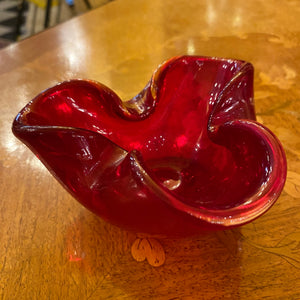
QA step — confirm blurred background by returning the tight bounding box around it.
[0,0,112,48]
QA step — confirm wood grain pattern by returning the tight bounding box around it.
[0,0,300,298]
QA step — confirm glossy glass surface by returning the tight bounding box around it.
[12,56,287,236]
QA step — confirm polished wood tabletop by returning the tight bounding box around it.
[1,0,300,298]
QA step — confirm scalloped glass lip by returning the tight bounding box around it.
[148,56,287,225]
[12,55,287,227]
[157,122,287,226]
[128,122,287,227]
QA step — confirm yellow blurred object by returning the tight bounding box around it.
[28,0,59,9]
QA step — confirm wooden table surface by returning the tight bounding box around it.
[1,0,300,298]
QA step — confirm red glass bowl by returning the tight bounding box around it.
[12,56,287,236]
